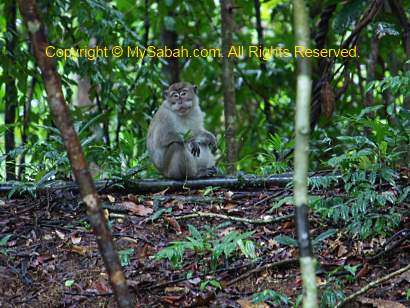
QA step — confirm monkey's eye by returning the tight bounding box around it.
[173,93,179,98]
[180,91,187,97]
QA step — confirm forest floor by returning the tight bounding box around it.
[0,173,409,307]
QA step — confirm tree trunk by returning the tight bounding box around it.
[221,0,237,175]
[310,3,337,129]
[388,0,410,108]
[17,1,132,307]
[365,33,379,106]
[253,0,274,136]
[116,0,151,146]
[18,77,36,180]
[4,0,18,181]
[293,0,318,307]
[161,12,179,84]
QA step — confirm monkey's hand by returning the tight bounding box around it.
[208,136,217,154]
[188,140,201,157]
[203,132,217,154]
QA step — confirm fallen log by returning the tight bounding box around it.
[0,172,339,196]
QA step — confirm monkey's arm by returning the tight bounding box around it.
[157,130,184,148]
[197,130,217,154]
[158,130,201,157]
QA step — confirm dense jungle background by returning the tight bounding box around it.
[0,0,409,307]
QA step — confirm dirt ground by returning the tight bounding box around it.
[0,180,409,307]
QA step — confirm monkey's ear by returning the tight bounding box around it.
[164,89,169,98]
[193,85,197,94]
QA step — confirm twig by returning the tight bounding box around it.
[335,263,410,308]
[64,291,113,298]
[368,229,410,261]
[226,258,299,286]
[175,211,294,225]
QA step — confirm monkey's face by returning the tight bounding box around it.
[166,82,197,116]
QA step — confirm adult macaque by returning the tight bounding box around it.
[147,82,217,179]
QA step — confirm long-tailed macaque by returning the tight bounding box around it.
[147,82,217,179]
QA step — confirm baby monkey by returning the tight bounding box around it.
[147,82,217,179]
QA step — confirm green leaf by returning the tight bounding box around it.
[209,279,221,289]
[0,234,12,246]
[165,0,173,6]
[65,279,75,288]
[252,289,289,305]
[237,239,257,259]
[118,248,134,266]
[312,229,336,246]
[187,224,202,241]
[274,234,298,247]
[344,264,359,276]
[163,16,176,32]
[149,208,172,222]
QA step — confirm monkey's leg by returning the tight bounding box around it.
[196,166,217,178]
[163,143,197,179]
[194,144,216,178]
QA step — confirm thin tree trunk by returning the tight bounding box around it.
[309,3,337,129]
[388,0,410,108]
[160,9,179,84]
[365,33,379,106]
[221,0,237,175]
[116,0,150,146]
[95,92,110,147]
[18,77,36,180]
[293,0,318,307]
[4,0,18,181]
[17,1,132,307]
[253,0,274,136]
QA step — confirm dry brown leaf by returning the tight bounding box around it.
[127,194,138,202]
[128,205,153,216]
[70,234,82,245]
[356,263,369,279]
[160,295,182,304]
[337,243,348,257]
[103,209,109,220]
[122,201,138,210]
[267,239,279,249]
[262,226,274,234]
[121,201,153,215]
[55,230,65,240]
[107,195,115,203]
[164,286,187,294]
[224,202,237,211]
[89,279,111,294]
[224,191,234,200]
[164,216,182,233]
[43,234,53,241]
[70,245,90,256]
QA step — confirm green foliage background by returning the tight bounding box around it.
[0,0,409,181]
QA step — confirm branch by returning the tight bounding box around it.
[175,211,294,224]
[226,258,298,286]
[335,263,410,308]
